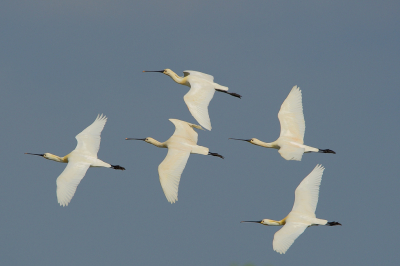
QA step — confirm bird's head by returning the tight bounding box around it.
[163,69,174,76]
[260,219,276,225]
[144,137,156,144]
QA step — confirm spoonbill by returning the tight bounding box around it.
[143,69,241,131]
[25,114,125,207]
[126,118,224,203]
[230,86,335,161]
[242,164,341,254]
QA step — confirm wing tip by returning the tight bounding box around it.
[166,194,178,204]
[314,164,325,172]
[168,198,177,204]
[274,249,287,254]
[292,85,300,91]
[198,121,211,130]
[96,113,107,121]
[58,200,69,207]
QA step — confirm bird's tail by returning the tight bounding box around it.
[214,83,228,91]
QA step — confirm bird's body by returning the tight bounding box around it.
[242,164,341,254]
[143,69,241,130]
[26,114,125,207]
[126,118,223,203]
[230,86,335,160]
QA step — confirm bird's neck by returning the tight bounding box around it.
[263,217,287,226]
[147,138,167,148]
[165,71,186,85]
[45,153,69,163]
[252,139,279,149]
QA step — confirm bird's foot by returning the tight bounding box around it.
[215,89,242,99]
[208,152,224,159]
[326,221,342,226]
[227,92,242,98]
[319,149,336,154]
[111,165,126,170]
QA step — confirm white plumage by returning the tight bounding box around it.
[273,222,308,254]
[183,80,216,131]
[230,86,335,160]
[26,114,125,206]
[56,160,91,207]
[241,165,341,254]
[158,148,191,203]
[143,69,241,131]
[126,118,223,203]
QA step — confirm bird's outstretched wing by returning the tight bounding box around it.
[169,119,200,144]
[183,82,215,131]
[74,114,107,156]
[278,86,305,143]
[158,148,191,203]
[56,160,91,207]
[273,222,308,254]
[278,144,305,161]
[183,70,214,82]
[291,164,324,216]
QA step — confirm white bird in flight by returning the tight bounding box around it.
[241,164,341,254]
[143,69,241,131]
[126,118,224,203]
[230,86,335,161]
[26,114,125,207]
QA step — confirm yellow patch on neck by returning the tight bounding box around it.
[279,216,288,225]
[61,153,70,163]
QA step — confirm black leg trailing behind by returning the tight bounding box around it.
[208,152,224,159]
[326,221,342,226]
[111,165,126,170]
[215,89,242,99]
[319,149,336,154]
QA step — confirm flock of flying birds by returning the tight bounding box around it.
[26,68,341,254]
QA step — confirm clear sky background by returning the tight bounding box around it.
[1,1,399,265]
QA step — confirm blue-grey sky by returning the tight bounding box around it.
[1,1,399,265]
